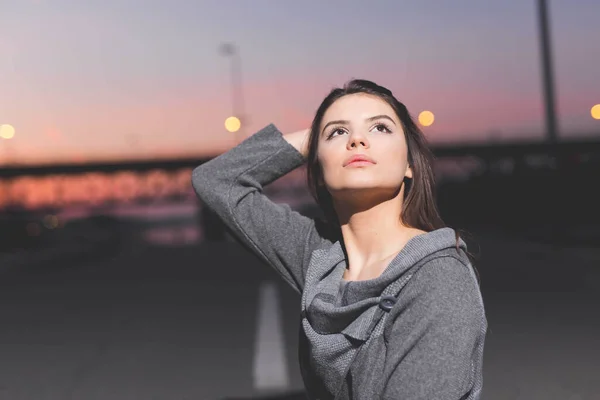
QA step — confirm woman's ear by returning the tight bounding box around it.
[405,165,413,179]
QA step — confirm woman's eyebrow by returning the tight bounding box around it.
[366,114,396,125]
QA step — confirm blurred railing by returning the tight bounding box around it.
[2,136,599,250]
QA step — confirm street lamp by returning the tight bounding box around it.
[418,111,435,127]
[0,124,15,140]
[219,43,246,145]
[591,104,600,120]
[0,124,16,166]
[224,116,241,133]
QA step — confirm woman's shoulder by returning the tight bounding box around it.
[384,252,485,332]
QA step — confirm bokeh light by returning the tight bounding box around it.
[43,214,59,229]
[418,111,435,127]
[225,116,241,133]
[591,104,600,120]
[0,124,15,139]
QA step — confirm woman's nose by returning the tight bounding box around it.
[347,132,369,149]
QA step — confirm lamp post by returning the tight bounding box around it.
[201,44,247,242]
[537,0,558,144]
[219,43,246,145]
[537,0,564,249]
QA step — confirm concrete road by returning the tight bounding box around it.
[0,231,599,399]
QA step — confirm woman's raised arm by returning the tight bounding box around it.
[192,124,330,294]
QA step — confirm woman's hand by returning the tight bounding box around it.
[282,128,311,160]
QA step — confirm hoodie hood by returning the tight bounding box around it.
[343,227,467,296]
[299,227,469,398]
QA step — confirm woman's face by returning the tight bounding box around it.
[317,93,412,198]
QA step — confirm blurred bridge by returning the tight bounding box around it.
[1,135,599,246]
[1,135,598,208]
[2,134,599,180]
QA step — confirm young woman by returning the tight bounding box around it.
[192,79,487,400]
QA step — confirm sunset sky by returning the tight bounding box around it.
[1,0,599,165]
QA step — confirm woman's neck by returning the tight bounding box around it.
[336,194,424,280]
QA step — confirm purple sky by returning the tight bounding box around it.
[1,0,599,165]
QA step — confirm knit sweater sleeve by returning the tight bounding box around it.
[382,256,487,400]
[191,124,330,294]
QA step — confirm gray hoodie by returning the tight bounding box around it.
[192,124,487,400]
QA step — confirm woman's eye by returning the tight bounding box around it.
[330,128,346,138]
[374,123,391,133]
